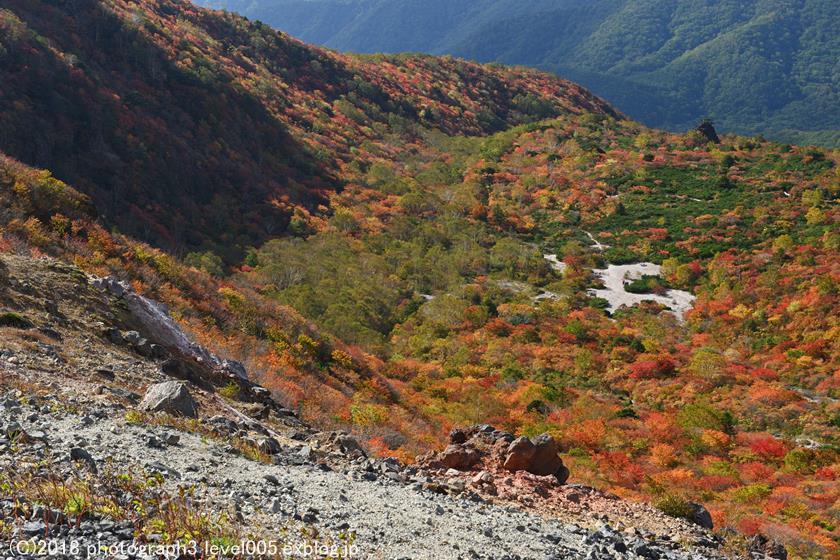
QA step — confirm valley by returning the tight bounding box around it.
[0,0,837,558]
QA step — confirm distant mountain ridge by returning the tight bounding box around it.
[197,0,840,146]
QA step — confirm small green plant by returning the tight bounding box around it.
[0,311,34,329]
[218,382,241,400]
[730,483,772,504]
[624,275,669,295]
[124,410,144,425]
[655,494,695,520]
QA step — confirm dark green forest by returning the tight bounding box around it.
[197,0,840,146]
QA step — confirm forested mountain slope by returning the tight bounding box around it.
[0,0,838,558]
[199,0,840,147]
[0,0,613,255]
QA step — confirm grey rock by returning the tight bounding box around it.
[70,447,97,472]
[147,462,181,480]
[688,502,713,530]
[138,381,197,417]
[269,498,283,514]
[222,360,248,380]
[256,436,281,455]
[123,331,142,345]
[22,520,46,536]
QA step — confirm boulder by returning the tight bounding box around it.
[256,436,281,455]
[528,434,563,476]
[417,426,568,483]
[139,381,197,417]
[251,386,272,401]
[689,502,714,530]
[748,534,786,560]
[503,433,567,481]
[503,436,536,471]
[695,119,720,144]
[554,463,570,484]
[439,444,480,470]
[333,433,367,459]
[103,327,124,344]
[123,331,143,345]
[222,359,248,380]
[449,428,468,444]
[70,447,97,471]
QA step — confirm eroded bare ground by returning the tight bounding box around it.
[0,254,765,559]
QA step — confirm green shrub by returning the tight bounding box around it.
[0,311,33,329]
[655,494,695,520]
[218,382,241,400]
[731,483,772,503]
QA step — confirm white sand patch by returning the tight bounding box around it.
[587,262,695,321]
[543,254,567,273]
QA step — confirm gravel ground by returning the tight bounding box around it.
[0,391,736,560]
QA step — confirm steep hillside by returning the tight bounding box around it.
[203,0,840,146]
[0,0,614,255]
[0,252,752,559]
[0,0,838,558]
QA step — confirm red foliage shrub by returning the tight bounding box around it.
[750,367,778,380]
[815,466,837,481]
[695,475,739,492]
[485,318,512,337]
[736,517,765,536]
[628,358,676,379]
[739,461,776,482]
[748,435,788,460]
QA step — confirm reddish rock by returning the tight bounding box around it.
[417,426,568,485]
[503,434,567,482]
[503,437,536,471]
[439,444,480,470]
[529,434,563,476]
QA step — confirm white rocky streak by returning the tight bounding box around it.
[90,276,248,379]
[584,231,609,251]
[588,263,695,321]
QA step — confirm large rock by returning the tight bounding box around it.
[695,119,720,144]
[528,434,563,476]
[440,444,480,470]
[503,437,536,471]
[748,534,787,560]
[139,381,197,417]
[416,425,569,483]
[504,433,567,481]
[255,436,281,455]
[688,502,713,530]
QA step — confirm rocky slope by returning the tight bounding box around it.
[0,254,780,559]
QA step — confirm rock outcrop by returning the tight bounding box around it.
[748,534,788,560]
[696,119,721,144]
[417,425,569,483]
[91,275,277,403]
